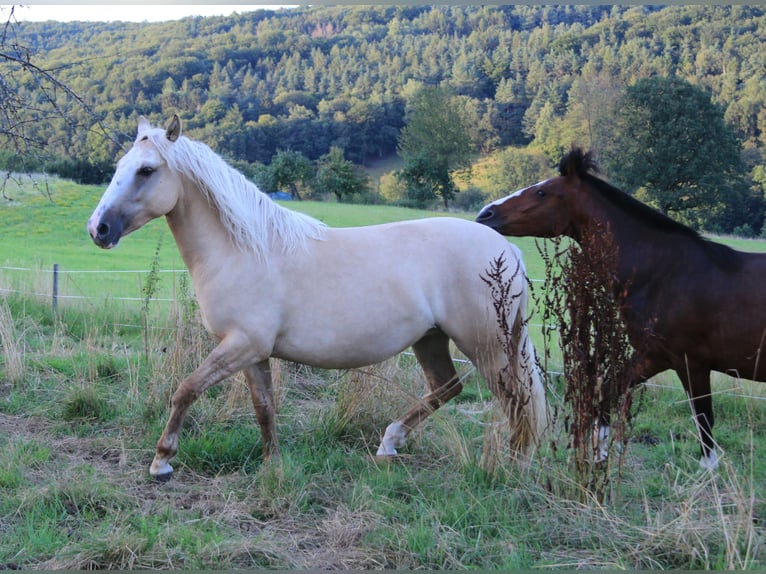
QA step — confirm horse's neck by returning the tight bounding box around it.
[165,179,251,276]
[574,193,655,284]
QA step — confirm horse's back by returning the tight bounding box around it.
[379,217,528,371]
[319,216,525,324]
[374,216,521,267]
[326,216,521,277]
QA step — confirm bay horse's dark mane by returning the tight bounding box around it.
[559,148,742,273]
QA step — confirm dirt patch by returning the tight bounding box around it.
[0,412,52,438]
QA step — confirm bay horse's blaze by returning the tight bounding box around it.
[477,147,766,469]
[88,115,549,480]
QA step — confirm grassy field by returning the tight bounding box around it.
[0,175,764,569]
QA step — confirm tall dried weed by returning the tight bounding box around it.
[535,224,637,502]
[480,253,545,461]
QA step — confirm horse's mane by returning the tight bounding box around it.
[145,127,326,260]
[559,148,742,272]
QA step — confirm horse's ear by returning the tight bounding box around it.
[137,115,151,134]
[165,114,182,142]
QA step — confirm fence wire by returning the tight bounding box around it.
[0,264,185,303]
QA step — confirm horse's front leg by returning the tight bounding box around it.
[150,333,256,481]
[593,413,610,463]
[594,353,659,464]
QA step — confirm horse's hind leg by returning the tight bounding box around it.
[243,360,279,460]
[677,365,718,469]
[377,329,460,456]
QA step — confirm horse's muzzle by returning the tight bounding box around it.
[88,215,123,249]
[475,207,499,229]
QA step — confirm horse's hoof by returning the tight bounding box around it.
[152,470,174,483]
[699,448,719,471]
[594,450,608,463]
[150,458,174,481]
[373,453,409,464]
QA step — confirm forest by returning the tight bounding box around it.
[2,4,766,233]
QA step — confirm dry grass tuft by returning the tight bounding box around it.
[329,356,426,445]
[530,454,762,569]
[0,299,24,384]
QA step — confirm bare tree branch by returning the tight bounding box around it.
[0,5,123,197]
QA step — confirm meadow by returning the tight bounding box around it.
[0,175,764,569]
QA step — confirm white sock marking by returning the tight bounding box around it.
[376,421,407,456]
[700,448,719,471]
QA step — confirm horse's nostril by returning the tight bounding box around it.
[97,222,110,238]
[476,208,493,222]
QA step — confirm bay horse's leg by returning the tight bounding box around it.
[594,415,611,463]
[595,353,663,463]
[150,333,257,481]
[676,365,718,470]
[243,359,280,460]
[377,330,460,456]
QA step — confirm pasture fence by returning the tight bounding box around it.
[1,263,764,403]
[0,264,187,331]
[1,262,546,317]
[0,263,184,304]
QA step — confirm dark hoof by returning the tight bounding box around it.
[152,471,174,483]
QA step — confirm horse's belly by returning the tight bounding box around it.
[272,317,433,369]
[272,295,437,369]
[657,306,766,382]
[708,336,766,382]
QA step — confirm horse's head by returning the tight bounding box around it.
[475,148,596,238]
[88,115,184,248]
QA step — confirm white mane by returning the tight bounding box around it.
[145,127,326,260]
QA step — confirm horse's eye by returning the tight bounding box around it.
[138,166,155,177]
[535,188,546,198]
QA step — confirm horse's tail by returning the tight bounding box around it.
[508,321,549,457]
[478,245,549,463]
[499,282,550,461]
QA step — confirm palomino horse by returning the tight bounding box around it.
[88,115,548,480]
[476,148,766,469]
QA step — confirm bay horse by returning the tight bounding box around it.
[88,115,548,480]
[476,148,766,470]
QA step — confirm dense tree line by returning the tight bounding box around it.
[2,5,766,232]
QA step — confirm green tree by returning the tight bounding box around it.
[0,9,107,168]
[397,84,474,208]
[529,100,568,164]
[604,76,748,229]
[563,68,624,165]
[269,149,314,200]
[314,146,369,202]
[379,171,408,204]
[486,147,552,202]
[7,4,766,186]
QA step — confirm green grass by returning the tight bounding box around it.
[0,177,764,569]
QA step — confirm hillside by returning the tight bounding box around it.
[3,5,765,168]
